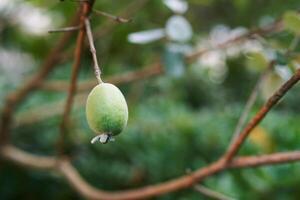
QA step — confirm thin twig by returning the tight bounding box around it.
[229,61,275,146]
[85,18,103,84]
[39,62,162,92]
[50,1,282,93]
[58,2,93,155]
[93,0,150,39]
[48,25,82,33]
[223,68,300,163]
[194,185,235,200]
[92,9,132,23]
[186,20,283,63]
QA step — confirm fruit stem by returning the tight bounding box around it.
[84,18,103,84]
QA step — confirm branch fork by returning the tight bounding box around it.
[1,4,300,199]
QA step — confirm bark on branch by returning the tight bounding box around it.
[1,144,300,200]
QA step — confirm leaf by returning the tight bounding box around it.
[127,29,165,44]
[283,11,300,35]
[165,15,193,42]
[163,0,188,14]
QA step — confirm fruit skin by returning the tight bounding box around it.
[86,83,128,136]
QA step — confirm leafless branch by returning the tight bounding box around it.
[1,2,300,200]
[93,0,149,39]
[186,20,283,63]
[48,25,82,33]
[223,68,300,163]
[92,9,132,23]
[1,144,300,200]
[58,1,94,155]
[39,62,162,92]
[229,61,275,146]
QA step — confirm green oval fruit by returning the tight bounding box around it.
[86,83,128,143]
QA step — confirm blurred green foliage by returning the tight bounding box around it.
[1,0,300,199]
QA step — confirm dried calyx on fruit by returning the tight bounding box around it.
[86,83,128,144]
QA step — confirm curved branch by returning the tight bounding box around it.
[1,144,300,200]
[223,68,300,162]
[229,61,275,146]
[0,145,56,170]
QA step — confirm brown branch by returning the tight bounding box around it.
[1,144,300,200]
[223,67,300,163]
[228,33,296,149]
[58,1,94,155]
[0,145,56,170]
[39,62,163,92]
[229,61,275,146]
[228,151,300,168]
[0,3,297,200]
[0,13,80,144]
[49,0,149,72]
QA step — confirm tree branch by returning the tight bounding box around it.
[0,3,298,200]
[92,9,132,23]
[223,67,300,163]
[1,144,300,200]
[186,20,283,63]
[39,62,163,92]
[93,0,150,39]
[58,1,94,155]
[229,61,275,146]
[48,25,82,33]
